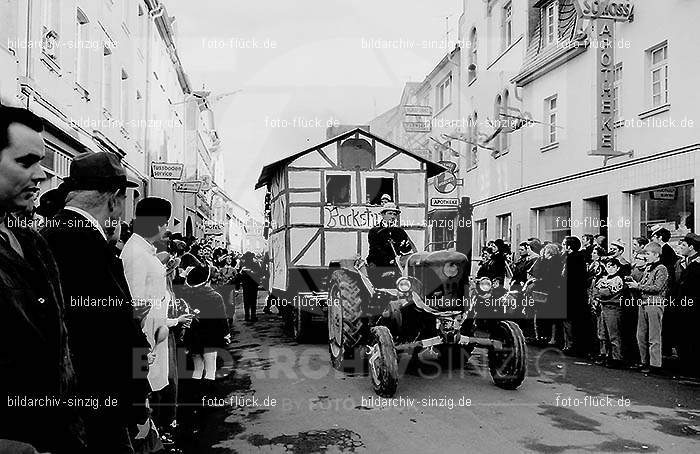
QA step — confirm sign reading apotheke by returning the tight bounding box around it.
[579,1,634,21]
[151,162,184,180]
[431,198,459,208]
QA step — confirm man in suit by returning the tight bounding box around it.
[41,151,151,454]
[0,105,86,453]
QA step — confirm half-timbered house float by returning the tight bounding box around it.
[255,127,446,339]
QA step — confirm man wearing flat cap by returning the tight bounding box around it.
[41,151,151,453]
[366,202,415,287]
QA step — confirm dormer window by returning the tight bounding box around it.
[545,0,559,45]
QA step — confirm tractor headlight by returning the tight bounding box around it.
[396,277,412,293]
[442,262,459,278]
[478,278,492,292]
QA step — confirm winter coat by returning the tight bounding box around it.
[1,221,85,453]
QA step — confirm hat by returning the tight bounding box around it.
[186,263,211,288]
[609,239,626,251]
[682,232,700,248]
[135,197,172,220]
[35,187,67,217]
[380,202,400,214]
[62,152,139,191]
[380,193,392,202]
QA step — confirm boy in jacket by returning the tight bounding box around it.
[591,258,625,368]
[627,242,669,374]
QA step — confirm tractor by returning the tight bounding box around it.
[326,238,527,397]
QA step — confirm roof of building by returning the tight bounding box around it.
[254,127,447,189]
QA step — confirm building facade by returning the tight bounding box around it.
[460,0,699,261]
[0,0,231,243]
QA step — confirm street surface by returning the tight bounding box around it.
[197,293,700,453]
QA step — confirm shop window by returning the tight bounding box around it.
[325,174,351,205]
[365,177,394,205]
[429,213,456,252]
[637,182,694,241]
[536,203,571,244]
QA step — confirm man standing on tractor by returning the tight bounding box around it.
[366,202,415,288]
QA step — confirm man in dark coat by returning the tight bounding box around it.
[237,251,263,322]
[562,236,590,355]
[676,233,700,377]
[41,152,151,453]
[0,105,85,452]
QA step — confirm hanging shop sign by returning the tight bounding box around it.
[403,120,432,133]
[588,19,617,156]
[173,181,203,193]
[403,105,433,116]
[434,161,463,194]
[204,222,224,236]
[430,198,459,208]
[151,162,184,180]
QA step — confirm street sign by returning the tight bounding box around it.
[403,120,431,133]
[431,197,459,208]
[173,181,203,193]
[151,162,184,180]
[203,222,224,236]
[403,105,432,116]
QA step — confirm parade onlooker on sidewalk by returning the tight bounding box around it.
[41,151,151,453]
[0,105,86,453]
[174,259,229,448]
[627,242,669,374]
[650,227,679,359]
[236,251,263,322]
[592,258,625,368]
[530,243,563,345]
[608,239,631,276]
[561,236,589,355]
[675,233,700,377]
[581,234,595,262]
[121,197,193,448]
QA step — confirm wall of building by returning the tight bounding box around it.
[459,0,700,261]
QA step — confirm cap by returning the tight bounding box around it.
[682,232,700,248]
[135,197,172,220]
[380,193,392,202]
[610,239,626,250]
[63,152,139,191]
[380,202,400,214]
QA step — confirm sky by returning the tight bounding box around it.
[167,0,463,216]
